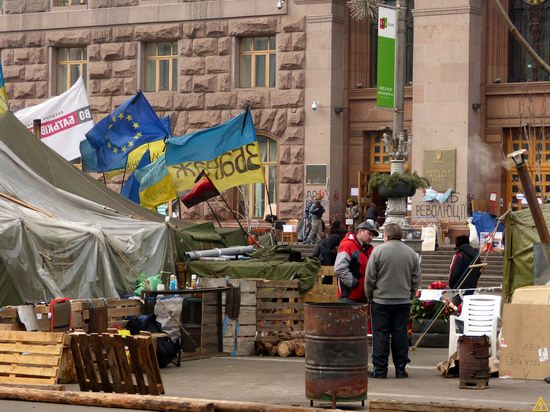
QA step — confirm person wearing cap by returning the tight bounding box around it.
[345,198,360,229]
[334,222,378,303]
[365,223,421,379]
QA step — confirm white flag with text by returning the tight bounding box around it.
[15,77,93,160]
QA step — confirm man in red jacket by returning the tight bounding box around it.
[334,222,379,303]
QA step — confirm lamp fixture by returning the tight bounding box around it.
[334,107,344,114]
[507,148,527,166]
[277,0,285,9]
[472,102,481,110]
[311,100,319,111]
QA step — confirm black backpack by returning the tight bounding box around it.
[126,314,181,368]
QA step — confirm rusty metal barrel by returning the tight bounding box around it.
[305,302,369,407]
[458,335,490,389]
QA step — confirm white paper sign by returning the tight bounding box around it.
[418,289,443,301]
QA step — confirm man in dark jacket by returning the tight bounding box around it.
[449,235,481,305]
[313,234,341,284]
[334,222,378,303]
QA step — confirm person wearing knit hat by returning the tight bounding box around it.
[312,234,342,285]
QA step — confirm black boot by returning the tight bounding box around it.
[368,368,387,379]
[395,366,408,379]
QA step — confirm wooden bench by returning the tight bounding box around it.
[70,332,164,395]
[0,330,65,390]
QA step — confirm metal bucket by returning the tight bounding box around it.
[458,335,490,389]
[305,302,369,407]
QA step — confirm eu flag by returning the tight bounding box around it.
[86,91,169,172]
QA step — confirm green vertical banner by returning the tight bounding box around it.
[376,6,396,110]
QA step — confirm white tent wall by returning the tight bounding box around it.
[0,141,176,306]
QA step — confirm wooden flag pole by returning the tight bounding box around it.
[32,119,41,139]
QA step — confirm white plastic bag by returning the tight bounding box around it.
[467,217,480,247]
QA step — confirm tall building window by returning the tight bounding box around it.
[145,42,178,92]
[240,37,276,88]
[369,0,414,87]
[57,47,87,94]
[508,0,550,82]
[506,127,550,209]
[55,0,86,5]
[243,135,277,219]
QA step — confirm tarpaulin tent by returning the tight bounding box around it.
[502,205,550,302]
[0,112,240,306]
[186,245,320,292]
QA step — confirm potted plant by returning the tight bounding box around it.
[367,171,429,198]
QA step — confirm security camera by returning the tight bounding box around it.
[277,0,284,9]
[311,100,319,111]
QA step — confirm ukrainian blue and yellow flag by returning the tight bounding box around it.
[165,110,265,194]
[0,63,9,113]
[85,91,169,172]
[137,153,177,209]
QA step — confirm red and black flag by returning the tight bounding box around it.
[181,171,220,208]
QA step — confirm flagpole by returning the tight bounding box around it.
[264,183,274,219]
[218,192,249,239]
[206,200,223,227]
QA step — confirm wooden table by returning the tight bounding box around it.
[141,287,230,353]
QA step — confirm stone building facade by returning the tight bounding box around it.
[0,0,347,224]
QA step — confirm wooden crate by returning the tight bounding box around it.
[0,330,65,389]
[70,332,164,395]
[202,278,257,356]
[304,266,338,303]
[256,280,304,334]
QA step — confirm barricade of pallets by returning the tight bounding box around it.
[303,266,338,303]
[256,280,304,334]
[0,330,65,390]
[70,331,164,395]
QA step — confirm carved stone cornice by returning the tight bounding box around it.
[412,5,482,17]
[306,14,345,24]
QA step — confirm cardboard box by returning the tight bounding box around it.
[511,286,550,305]
[499,304,550,380]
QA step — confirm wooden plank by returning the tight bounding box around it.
[125,335,147,395]
[79,334,100,392]
[0,363,59,377]
[111,334,135,394]
[257,313,304,321]
[103,333,122,394]
[0,353,60,366]
[0,382,64,390]
[0,331,64,344]
[135,337,160,396]
[0,375,56,385]
[0,343,63,355]
[142,335,164,394]
[256,301,304,310]
[257,324,303,332]
[70,334,90,392]
[107,307,141,318]
[256,280,299,288]
[256,291,301,299]
[90,334,112,393]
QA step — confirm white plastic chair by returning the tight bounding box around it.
[448,294,501,358]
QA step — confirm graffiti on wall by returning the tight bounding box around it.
[414,192,468,221]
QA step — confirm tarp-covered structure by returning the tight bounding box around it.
[186,245,320,292]
[0,112,243,306]
[502,205,550,302]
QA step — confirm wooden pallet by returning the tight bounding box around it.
[304,266,338,303]
[0,330,65,389]
[70,332,164,395]
[256,280,304,334]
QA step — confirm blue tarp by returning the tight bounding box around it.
[472,211,505,239]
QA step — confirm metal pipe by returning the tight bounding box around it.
[185,246,255,261]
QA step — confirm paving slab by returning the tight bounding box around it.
[0,347,548,411]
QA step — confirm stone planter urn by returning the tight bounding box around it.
[410,319,449,348]
[377,181,414,198]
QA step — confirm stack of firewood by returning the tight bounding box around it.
[254,331,306,357]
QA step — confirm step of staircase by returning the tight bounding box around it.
[286,242,504,290]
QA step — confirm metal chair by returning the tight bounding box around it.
[448,294,501,358]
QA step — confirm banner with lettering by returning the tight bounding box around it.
[15,77,93,160]
[376,6,396,110]
[166,110,264,194]
[168,141,265,193]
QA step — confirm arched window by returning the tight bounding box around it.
[508,0,550,82]
[244,134,277,219]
